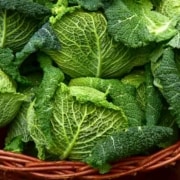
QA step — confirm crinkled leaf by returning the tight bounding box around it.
[28,82,128,160]
[5,104,32,144]
[69,77,144,126]
[0,68,16,93]
[68,0,112,11]
[121,70,146,116]
[158,0,180,19]
[158,105,179,148]
[105,0,177,47]
[4,87,36,153]
[35,53,64,105]
[86,126,173,173]
[69,86,121,110]
[167,32,180,48]
[0,0,51,20]
[48,83,128,160]
[0,92,27,127]
[144,64,162,126]
[0,10,39,51]
[168,23,180,48]
[15,23,61,65]
[121,70,145,88]
[0,48,28,84]
[27,54,65,159]
[151,47,180,127]
[47,11,151,78]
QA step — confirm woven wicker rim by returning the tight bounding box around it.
[0,140,180,179]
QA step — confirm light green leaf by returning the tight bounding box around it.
[48,83,128,160]
[69,77,144,126]
[4,87,37,153]
[0,10,38,51]
[69,0,104,10]
[0,69,27,127]
[0,68,16,93]
[47,11,151,78]
[0,92,27,127]
[167,23,180,48]
[158,0,180,19]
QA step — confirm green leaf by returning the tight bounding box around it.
[69,0,108,11]
[86,126,173,173]
[47,10,151,78]
[144,64,163,126]
[167,23,180,48]
[4,136,24,153]
[4,87,37,153]
[105,0,177,47]
[0,70,27,127]
[121,70,145,88]
[15,23,61,65]
[0,67,16,92]
[158,0,180,19]
[27,54,65,160]
[48,83,128,160]
[69,86,121,110]
[0,0,51,20]
[151,47,180,127]
[0,48,28,84]
[69,77,144,126]
[0,10,39,51]
[0,92,27,127]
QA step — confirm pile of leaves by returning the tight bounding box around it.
[0,0,180,173]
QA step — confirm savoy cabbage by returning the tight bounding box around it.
[1,0,180,175]
[47,10,152,78]
[105,0,178,47]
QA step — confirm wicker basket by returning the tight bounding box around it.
[0,127,180,180]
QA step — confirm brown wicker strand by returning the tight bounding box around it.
[0,141,180,179]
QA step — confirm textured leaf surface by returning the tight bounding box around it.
[48,83,128,160]
[105,0,177,47]
[158,0,180,19]
[0,92,27,127]
[151,48,180,127]
[0,10,38,51]
[47,11,150,78]
[27,54,64,159]
[86,126,173,173]
[0,0,51,19]
[16,23,61,65]
[68,0,107,10]
[4,104,32,153]
[69,77,144,126]
[144,64,162,126]
[4,87,37,153]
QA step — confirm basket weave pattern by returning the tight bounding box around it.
[0,140,180,180]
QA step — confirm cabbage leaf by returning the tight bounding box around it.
[68,0,112,11]
[69,77,144,126]
[0,0,50,51]
[0,69,27,127]
[26,55,128,160]
[105,0,177,47]
[0,10,38,51]
[151,47,180,127]
[47,11,151,78]
[47,83,128,160]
